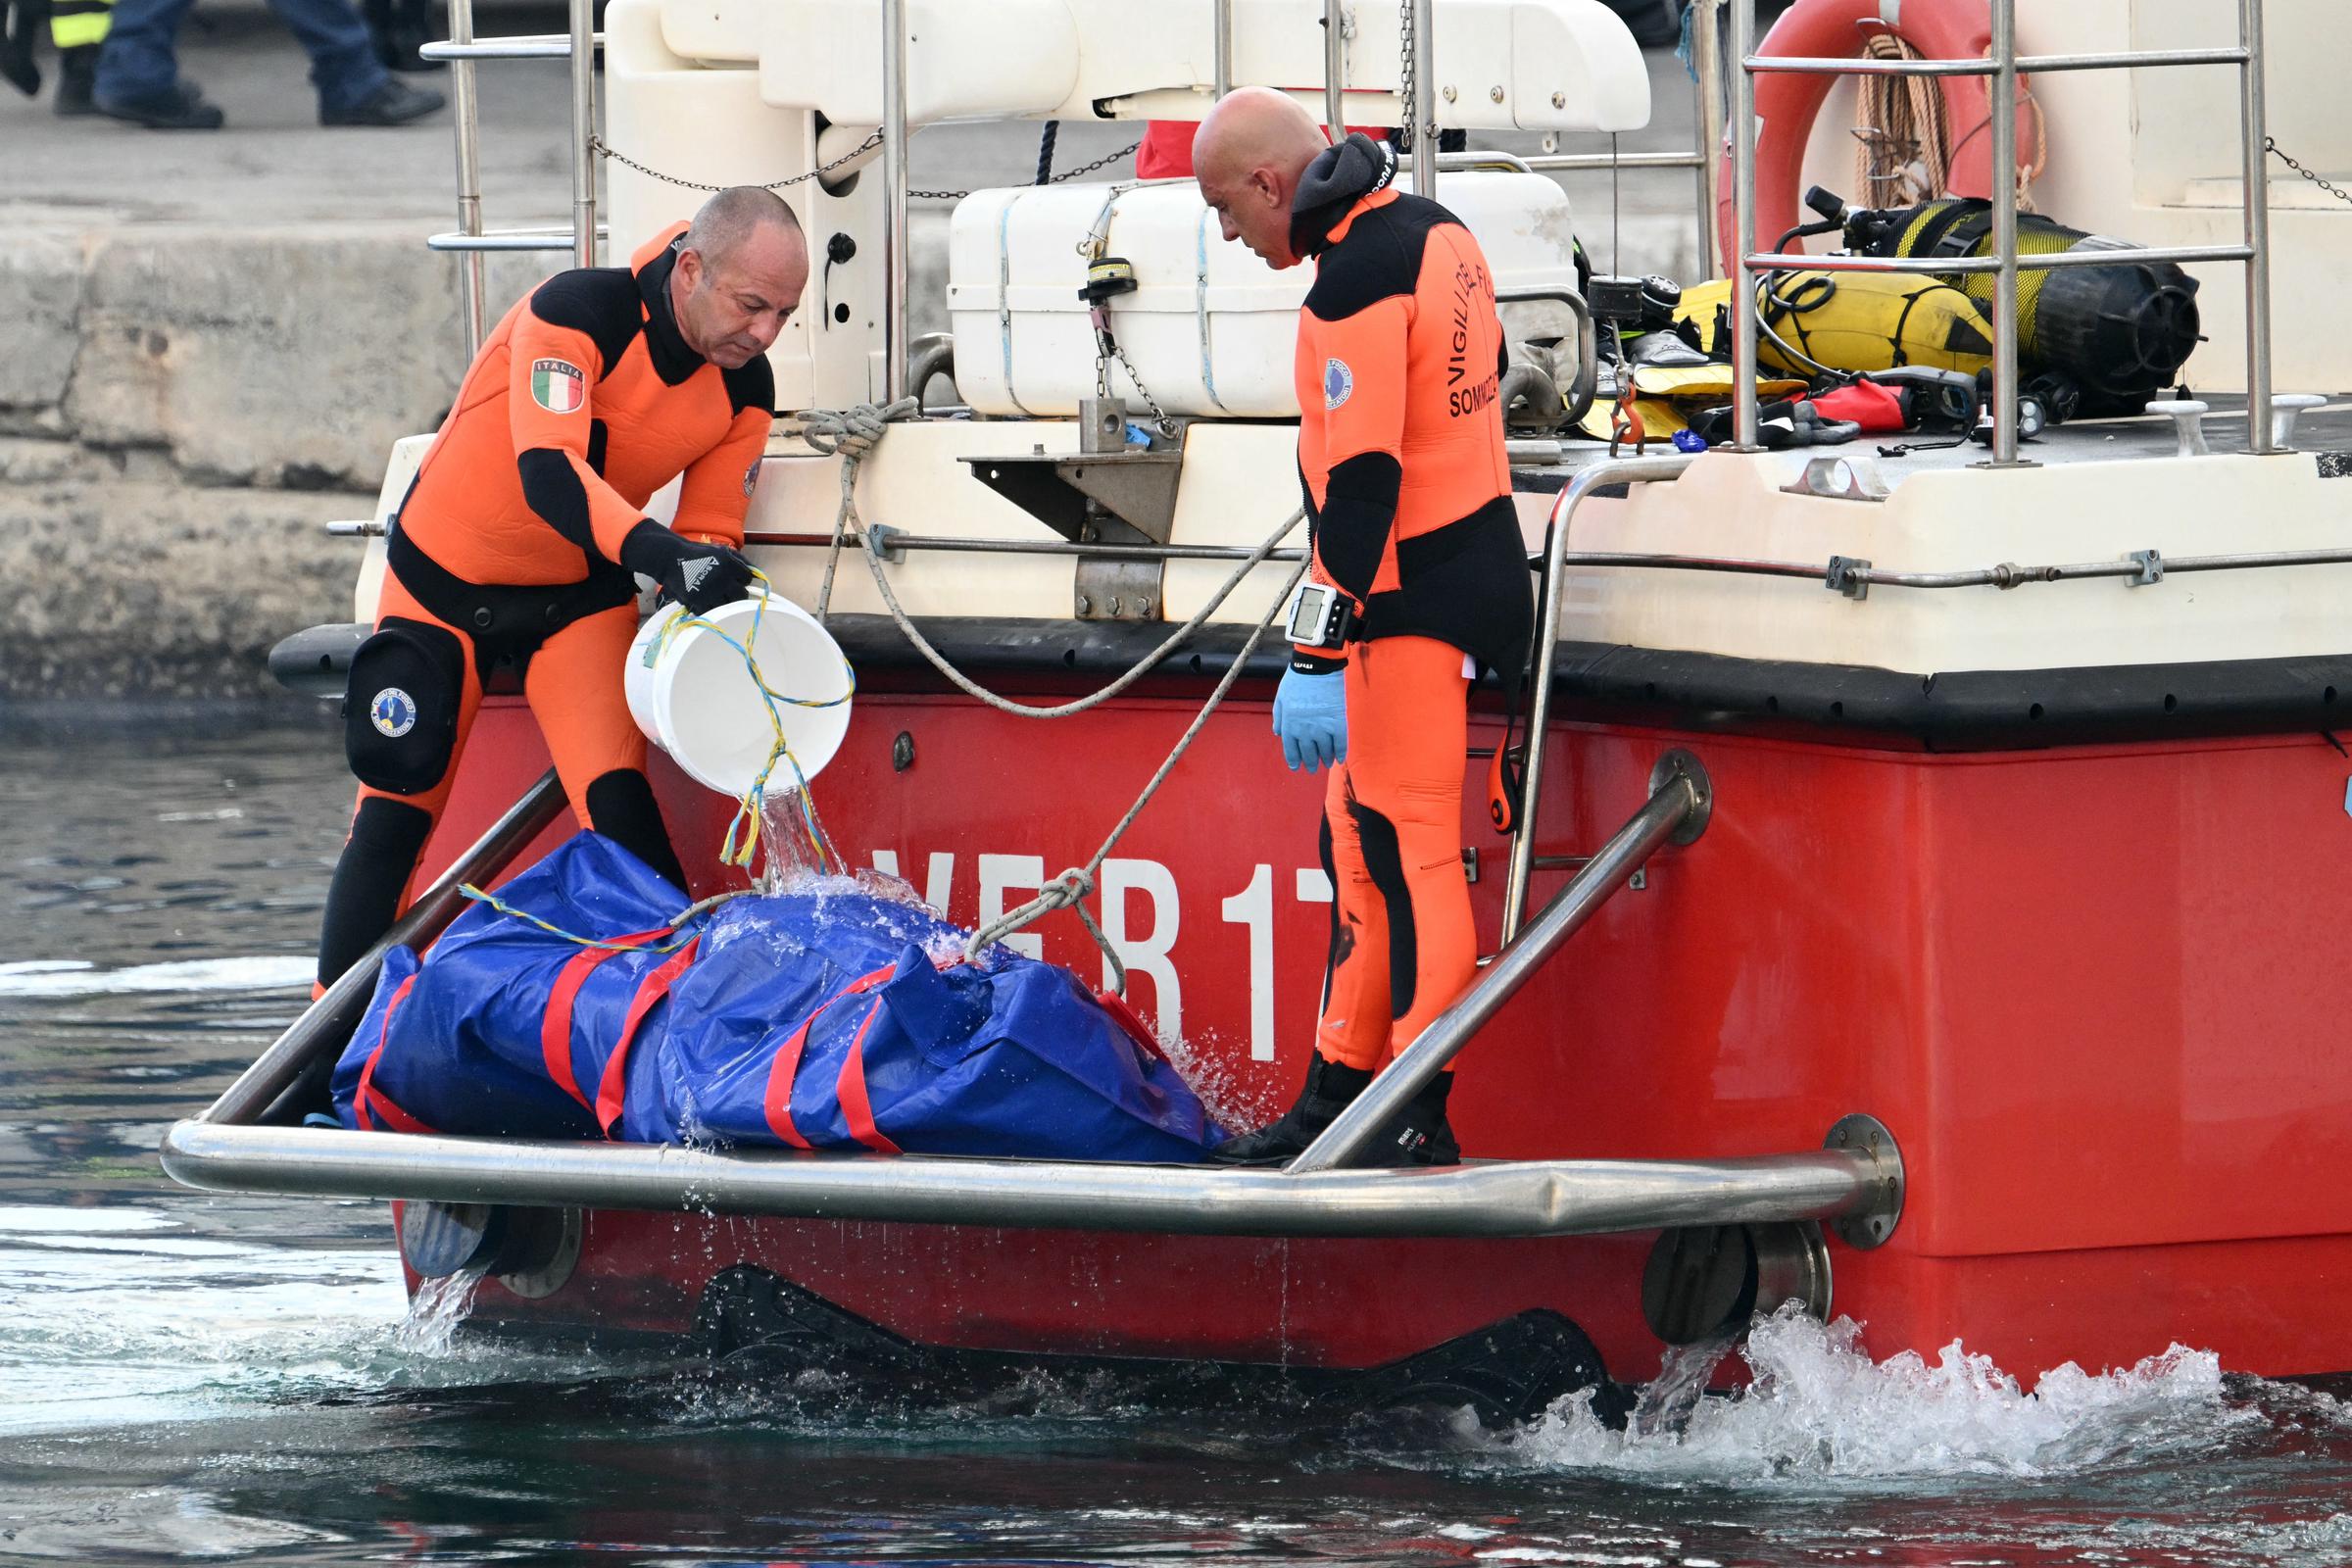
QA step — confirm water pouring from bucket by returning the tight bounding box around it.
[624,586,855,876]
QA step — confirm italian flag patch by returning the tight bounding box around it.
[529,358,585,414]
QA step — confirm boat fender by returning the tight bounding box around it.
[1720,0,2036,268]
[342,617,466,796]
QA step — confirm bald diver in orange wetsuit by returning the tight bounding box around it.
[314,187,809,996]
[1195,90,1533,1166]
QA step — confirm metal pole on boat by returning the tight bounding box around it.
[1727,0,1760,450]
[447,0,486,354]
[1691,0,1725,278]
[1212,0,1232,98]
[2237,0,2277,454]
[1410,0,1436,203]
[566,0,594,267]
[1322,0,1347,146]
[1984,0,2023,466]
[1290,751,1712,1175]
[1499,453,1696,943]
[195,772,570,1129]
[883,0,910,403]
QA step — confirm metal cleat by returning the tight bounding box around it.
[2271,393,2328,451]
[2145,400,2210,458]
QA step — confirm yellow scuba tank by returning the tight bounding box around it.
[1677,273,1997,378]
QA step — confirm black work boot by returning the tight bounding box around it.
[95,77,226,128]
[321,77,444,125]
[53,45,97,116]
[1358,1071,1461,1167]
[1209,1054,1373,1166]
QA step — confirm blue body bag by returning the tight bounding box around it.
[333,833,1225,1163]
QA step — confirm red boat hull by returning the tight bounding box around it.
[415,679,2352,1385]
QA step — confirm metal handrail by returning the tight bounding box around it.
[1740,245,2257,274]
[198,772,569,1128]
[1290,752,1710,1173]
[437,0,596,355]
[1743,46,2248,76]
[1727,0,2278,463]
[428,230,596,253]
[419,32,599,61]
[161,1118,1892,1241]
[1500,453,1697,942]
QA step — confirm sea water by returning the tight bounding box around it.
[4,709,2350,1566]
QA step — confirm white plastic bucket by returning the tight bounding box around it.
[623,593,854,799]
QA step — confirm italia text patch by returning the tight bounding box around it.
[529,358,586,414]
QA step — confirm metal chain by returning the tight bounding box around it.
[1397,0,1417,145]
[1109,338,1177,436]
[591,129,1144,200]
[910,138,1145,201]
[2268,136,2352,209]
[589,128,883,193]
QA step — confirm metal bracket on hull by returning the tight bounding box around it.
[1823,1112,1904,1250]
[963,399,1185,621]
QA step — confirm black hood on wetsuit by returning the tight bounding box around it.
[634,240,707,385]
[1290,132,1398,260]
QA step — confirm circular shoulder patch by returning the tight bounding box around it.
[369,687,417,739]
[743,457,762,498]
[1323,357,1353,411]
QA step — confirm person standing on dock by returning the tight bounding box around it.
[1193,89,1532,1166]
[311,188,806,1012]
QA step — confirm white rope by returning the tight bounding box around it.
[800,399,1305,719]
[960,550,1311,987]
[805,397,922,619]
[783,398,1312,990]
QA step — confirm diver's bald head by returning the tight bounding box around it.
[1194,87,1330,270]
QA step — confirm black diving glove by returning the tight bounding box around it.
[620,520,757,614]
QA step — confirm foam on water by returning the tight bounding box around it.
[0,955,314,997]
[1488,1302,2264,1484]
[0,1205,607,1439]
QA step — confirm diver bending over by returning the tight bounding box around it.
[314,187,809,996]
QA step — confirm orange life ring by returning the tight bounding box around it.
[1717,0,2036,270]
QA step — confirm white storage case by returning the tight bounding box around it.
[947,172,1582,419]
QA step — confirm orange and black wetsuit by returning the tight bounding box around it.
[315,222,773,989]
[1289,134,1533,1078]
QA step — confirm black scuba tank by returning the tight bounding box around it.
[1812,187,2202,413]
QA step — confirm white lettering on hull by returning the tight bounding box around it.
[869,848,1335,1062]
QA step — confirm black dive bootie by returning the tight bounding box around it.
[1209,1054,1373,1165]
[1364,1070,1459,1167]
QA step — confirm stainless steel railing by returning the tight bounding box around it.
[1726,0,2278,464]
[1517,0,1726,277]
[422,0,600,356]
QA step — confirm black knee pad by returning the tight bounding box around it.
[344,617,466,796]
[317,796,436,987]
[1346,791,1418,1021]
[584,768,689,894]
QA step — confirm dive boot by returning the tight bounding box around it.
[53,45,96,116]
[1357,1070,1459,1167]
[1209,1054,1372,1165]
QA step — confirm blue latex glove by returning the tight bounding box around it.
[1272,665,1348,772]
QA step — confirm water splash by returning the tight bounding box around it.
[1627,1331,1740,1440]
[1498,1302,2262,1482]
[394,1270,482,1357]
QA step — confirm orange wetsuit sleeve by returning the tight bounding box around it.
[1304,291,1409,603]
[508,307,653,565]
[669,364,774,549]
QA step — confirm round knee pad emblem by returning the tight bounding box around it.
[369,687,418,738]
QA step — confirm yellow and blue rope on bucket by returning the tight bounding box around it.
[458,566,855,949]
